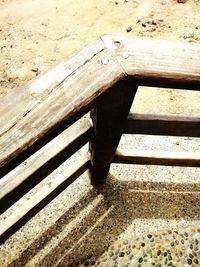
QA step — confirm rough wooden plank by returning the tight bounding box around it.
[0,120,92,213]
[101,35,200,89]
[90,78,138,186]
[114,149,200,167]
[0,39,104,138]
[126,113,200,137]
[0,44,125,169]
[0,155,90,245]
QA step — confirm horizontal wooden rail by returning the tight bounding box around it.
[101,35,200,89]
[1,35,200,170]
[0,120,92,214]
[0,155,90,245]
[114,149,200,167]
[126,113,200,137]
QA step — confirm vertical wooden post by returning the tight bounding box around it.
[90,78,138,187]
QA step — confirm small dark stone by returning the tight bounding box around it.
[181,239,184,244]
[193,258,199,264]
[171,242,175,247]
[168,255,172,261]
[115,1,119,4]
[163,252,168,257]
[190,244,193,250]
[141,242,145,247]
[84,261,90,266]
[126,250,131,255]
[138,257,143,263]
[189,253,194,259]
[167,263,172,266]
[184,232,189,238]
[187,258,192,265]
[175,240,179,245]
[126,27,132,32]
[192,251,197,257]
[119,252,125,257]
[157,250,161,256]
[147,234,152,239]
[91,261,96,265]
[195,239,199,245]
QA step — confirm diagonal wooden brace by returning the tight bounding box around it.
[90,77,138,186]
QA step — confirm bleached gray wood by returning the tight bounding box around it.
[0,155,90,245]
[0,120,92,213]
[101,35,200,88]
[0,40,125,169]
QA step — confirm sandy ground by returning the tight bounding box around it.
[1,0,200,112]
[1,0,200,266]
[0,0,200,92]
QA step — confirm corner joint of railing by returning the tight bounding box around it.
[100,34,128,78]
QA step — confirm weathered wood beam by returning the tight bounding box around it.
[101,35,200,89]
[114,149,200,167]
[0,39,125,169]
[0,155,90,245]
[126,113,200,137]
[0,120,92,214]
[90,78,138,186]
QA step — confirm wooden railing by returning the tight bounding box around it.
[0,35,200,244]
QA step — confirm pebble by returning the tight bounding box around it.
[69,227,200,266]
[126,27,132,32]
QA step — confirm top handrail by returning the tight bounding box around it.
[0,35,200,170]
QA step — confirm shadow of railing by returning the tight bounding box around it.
[7,169,200,266]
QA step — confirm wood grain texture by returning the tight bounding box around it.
[101,35,200,89]
[0,120,92,213]
[126,113,200,137]
[90,78,138,186]
[114,149,200,167]
[0,40,125,169]
[0,155,90,245]
[0,39,104,138]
